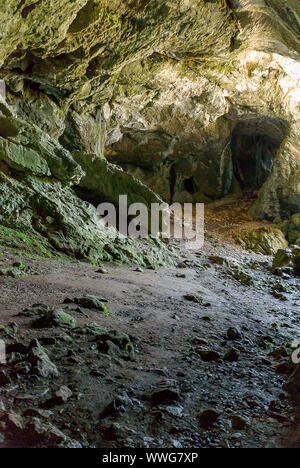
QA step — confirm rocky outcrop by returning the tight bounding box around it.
[72,152,164,209]
[0,1,299,232]
[0,99,173,266]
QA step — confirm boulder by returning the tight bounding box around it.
[272,247,300,276]
[64,296,107,312]
[233,227,288,255]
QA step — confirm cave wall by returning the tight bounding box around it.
[0,0,299,220]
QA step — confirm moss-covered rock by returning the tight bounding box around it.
[83,322,134,352]
[0,154,174,266]
[32,309,77,329]
[64,296,107,312]
[273,248,294,270]
[72,152,165,210]
[272,247,300,276]
[0,267,26,278]
[0,115,82,182]
[233,227,288,255]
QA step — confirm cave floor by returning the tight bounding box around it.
[0,196,299,448]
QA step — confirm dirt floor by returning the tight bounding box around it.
[0,195,299,448]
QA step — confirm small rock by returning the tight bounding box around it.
[224,348,239,362]
[0,370,11,386]
[100,393,133,418]
[184,294,203,304]
[201,316,212,322]
[197,349,220,362]
[28,339,59,378]
[54,386,73,404]
[227,327,241,340]
[44,386,73,407]
[150,380,181,405]
[96,267,108,274]
[98,340,121,356]
[198,409,220,428]
[64,296,108,311]
[165,406,184,417]
[32,309,76,329]
[231,415,247,430]
[23,408,53,419]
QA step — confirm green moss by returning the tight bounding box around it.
[32,309,77,329]
[233,227,288,255]
[0,225,57,258]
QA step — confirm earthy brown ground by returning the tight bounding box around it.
[0,195,299,448]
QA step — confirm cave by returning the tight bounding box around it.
[0,0,299,453]
[231,118,288,192]
[184,176,197,195]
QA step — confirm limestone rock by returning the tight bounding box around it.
[233,227,288,255]
[272,247,300,276]
[59,112,99,154]
[0,0,298,216]
[0,166,173,267]
[28,339,59,378]
[64,296,107,311]
[32,309,76,329]
[26,417,82,448]
[0,116,82,182]
[8,89,66,140]
[72,152,165,212]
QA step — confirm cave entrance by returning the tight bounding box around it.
[231,117,288,192]
[184,177,197,195]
